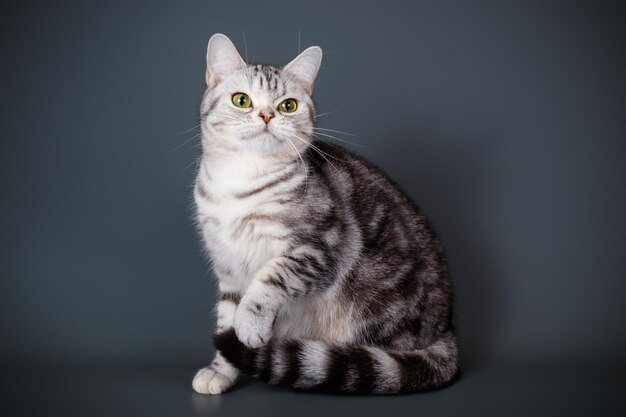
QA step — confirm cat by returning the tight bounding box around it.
[191,33,458,395]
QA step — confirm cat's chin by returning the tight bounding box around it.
[255,130,276,140]
[240,132,287,156]
[241,127,275,141]
[252,130,288,148]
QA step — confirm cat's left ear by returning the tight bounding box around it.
[283,46,323,94]
[206,33,247,88]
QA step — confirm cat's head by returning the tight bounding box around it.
[200,33,322,158]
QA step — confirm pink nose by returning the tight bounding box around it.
[259,109,275,124]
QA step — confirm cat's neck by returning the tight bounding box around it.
[200,146,300,190]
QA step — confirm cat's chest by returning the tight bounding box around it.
[195,162,293,286]
[200,198,290,286]
[201,197,287,243]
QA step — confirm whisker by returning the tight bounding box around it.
[315,109,343,119]
[241,31,249,62]
[283,136,308,200]
[180,155,202,175]
[312,131,365,148]
[209,114,247,125]
[288,133,347,183]
[312,127,356,136]
[289,133,347,163]
[212,115,245,123]
[213,111,248,122]
[168,132,202,153]
[176,124,201,135]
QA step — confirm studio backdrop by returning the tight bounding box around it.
[1,1,624,416]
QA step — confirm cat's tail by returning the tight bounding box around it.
[214,329,459,394]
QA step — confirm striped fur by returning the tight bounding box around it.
[192,34,458,395]
[214,329,458,394]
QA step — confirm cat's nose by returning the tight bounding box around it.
[259,108,275,124]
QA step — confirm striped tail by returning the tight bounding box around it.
[214,329,459,394]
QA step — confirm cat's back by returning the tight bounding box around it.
[308,140,428,226]
[309,140,442,259]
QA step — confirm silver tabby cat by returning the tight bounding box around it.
[192,34,458,395]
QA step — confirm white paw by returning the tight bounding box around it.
[192,367,234,395]
[234,300,273,348]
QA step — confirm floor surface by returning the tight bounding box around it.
[2,359,623,416]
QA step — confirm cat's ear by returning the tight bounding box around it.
[206,33,247,88]
[283,46,323,94]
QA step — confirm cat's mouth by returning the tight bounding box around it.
[256,126,278,139]
[242,125,286,144]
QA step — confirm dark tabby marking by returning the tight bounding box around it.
[215,328,458,394]
[234,166,298,199]
[218,292,241,305]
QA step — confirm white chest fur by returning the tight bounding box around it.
[194,155,296,292]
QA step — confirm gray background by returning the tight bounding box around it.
[1,0,625,416]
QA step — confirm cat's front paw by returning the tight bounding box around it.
[234,298,274,348]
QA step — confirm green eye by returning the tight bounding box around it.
[231,93,252,108]
[278,98,298,113]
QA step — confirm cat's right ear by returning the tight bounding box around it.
[206,33,247,88]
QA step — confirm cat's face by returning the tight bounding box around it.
[200,34,322,158]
